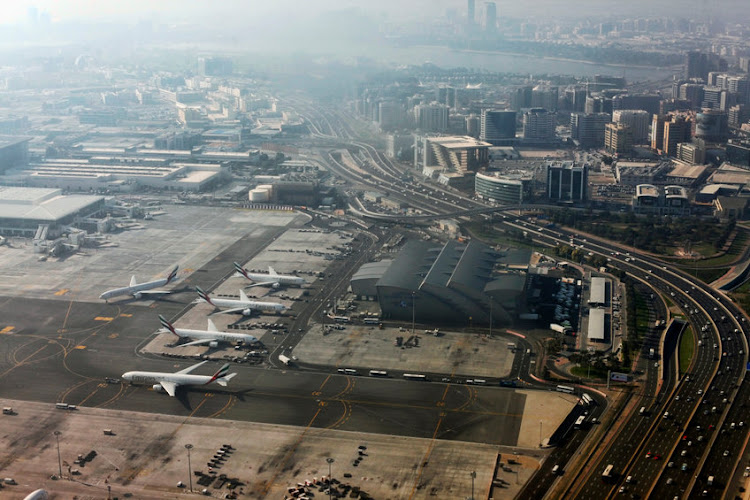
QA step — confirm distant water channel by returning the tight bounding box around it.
[377,44,679,82]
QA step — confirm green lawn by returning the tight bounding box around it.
[570,365,609,380]
[679,327,695,375]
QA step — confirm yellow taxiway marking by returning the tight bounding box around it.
[119,313,132,318]
[108,333,119,339]
[94,317,115,321]
[0,326,14,334]
[74,345,86,350]
[54,289,69,296]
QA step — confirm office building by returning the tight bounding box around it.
[0,136,31,173]
[531,86,559,111]
[662,116,693,157]
[651,115,668,151]
[522,108,556,142]
[612,109,650,143]
[510,86,533,111]
[378,101,402,131]
[475,171,533,204]
[480,110,516,144]
[612,94,661,116]
[484,2,497,34]
[678,83,704,108]
[414,102,449,132]
[570,112,609,148]
[729,104,749,128]
[676,142,706,165]
[694,109,728,143]
[633,184,690,215]
[546,161,587,201]
[467,0,475,26]
[415,135,491,176]
[198,57,233,76]
[685,51,727,81]
[604,122,634,156]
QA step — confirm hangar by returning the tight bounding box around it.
[351,240,529,325]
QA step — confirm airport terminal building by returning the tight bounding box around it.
[0,186,105,236]
[351,240,529,325]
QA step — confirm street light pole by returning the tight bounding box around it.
[185,444,194,492]
[326,457,335,499]
[53,431,62,479]
[411,291,416,336]
[539,420,543,447]
[489,298,493,337]
[470,470,476,500]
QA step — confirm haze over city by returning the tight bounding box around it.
[0,1,749,499]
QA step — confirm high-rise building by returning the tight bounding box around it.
[531,86,559,111]
[585,95,613,115]
[701,86,724,109]
[612,109,650,144]
[378,101,402,131]
[678,83,704,108]
[547,161,587,201]
[662,116,693,157]
[480,110,516,144]
[694,109,728,143]
[612,94,661,116]
[484,2,497,33]
[198,57,233,76]
[651,115,668,151]
[522,108,556,142]
[510,86,533,111]
[570,113,609,148]
[685,51,727,81]
[604,122,634,156]
[467,0,475,27]
[414,103,449,132]
[466,115,480,138]
[729,104,749,128]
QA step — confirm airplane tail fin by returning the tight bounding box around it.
[159,314,177,336]
[233,262,249,279]
[208,363,231,384]
[215,372,237,387]
[268,266,278,276]
[166,265,179,283]
[196,286,213,305]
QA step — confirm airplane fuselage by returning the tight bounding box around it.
[245,273,305,286]
[173,328,258,345]
[203,297,285,314]
[100,278,169,301]
[121,371,214,386]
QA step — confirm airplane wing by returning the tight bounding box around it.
[136,290,172,296]
[175,360,208,374]
[180,338,218,347]
[214,307,250,315]
[244,281,274,289]
[160,381,178,397]
[129,275,138,287]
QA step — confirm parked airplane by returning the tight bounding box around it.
[121,360,236,396]
[196,286,285,315]
[100,265,179,302]
[158,314,259,347]
[233,262,305,288]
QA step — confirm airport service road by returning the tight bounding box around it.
[0,296,528,446]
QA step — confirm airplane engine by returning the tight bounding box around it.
[242,308,253,316]
[133,292,143,299]
[272,282,281,289]
[153,384,165,393]
[209,341,219,348]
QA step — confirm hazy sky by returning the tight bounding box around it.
[10,0,750,24]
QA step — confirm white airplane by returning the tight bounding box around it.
[196,286,285,316]
[158,314,259,348]
[100,265,179,302]
[233,262,306,288]
[121,360,236,397]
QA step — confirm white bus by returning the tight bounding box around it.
[369,370,388,377]
[602,464,614,480]
[403,373,427,381]
[556,385,575,394]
